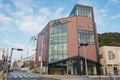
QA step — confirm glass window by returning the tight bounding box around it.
[50,27,54,35]
[78,7,92,17]
[79,22,83,27]
[108,51,115,60]
[62,24,67,33]
[78,30,95,44]
[49,24,68,62]
[88,23,92,28]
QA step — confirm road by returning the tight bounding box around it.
[7,71,59,80]
[4,71,120,80]
[59,76,120,80]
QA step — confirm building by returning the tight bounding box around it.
[0,48,4,69]
[99,46,120,75]
[12,60,21,70]
[22,54,35,68]
[36,4,100,75]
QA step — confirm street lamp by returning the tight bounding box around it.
[31,36,37,69]
[80,42,88,76]
[78,46,81,75]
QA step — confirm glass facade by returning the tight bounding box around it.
[69,7,76,16]
[49,24,68,62]
[78,30,95,44]
[77,7,92,17]
[69,5,92,17]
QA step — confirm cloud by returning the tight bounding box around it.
[17,15,47,35]
[107,0,120,5]
[12,0,33,14]
[111,14,120,19]
[77,0,97,6]
[0,13,14,31]
[15,7,66,35]
[99,9,108,13]
[0,13,13,23]
[3,39,25,48]
[40,8,50,15]
[0,0,67,35]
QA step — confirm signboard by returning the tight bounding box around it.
[52,18,71,26]
[61,18,71,23]
[52,20,61,26]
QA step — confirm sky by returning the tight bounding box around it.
[0,0,120,60]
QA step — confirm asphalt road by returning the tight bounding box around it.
[7,71,59,80]
[4,71,120,80]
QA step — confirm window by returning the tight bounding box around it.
[79,22,83,27]
[78,30,95,44]
[78,7,92,17]
[88,23,92,28]
[108,51,115,60]
[99,54,103,59]
[49,24,67,62]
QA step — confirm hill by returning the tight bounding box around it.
[98,32,120,47]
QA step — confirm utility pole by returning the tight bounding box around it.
[31,36,37,68]
[7,48,23,77]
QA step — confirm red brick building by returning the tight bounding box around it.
[36,4,100,75]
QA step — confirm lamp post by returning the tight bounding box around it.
[80,42,88,76]
[31,36,37,68]
[78,46,81,75]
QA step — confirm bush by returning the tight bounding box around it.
[31,70,40,74]
[29,66,34,70]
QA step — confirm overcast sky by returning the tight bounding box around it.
[0,0,120,60]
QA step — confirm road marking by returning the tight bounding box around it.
[19,75,23,78]
[28,75,34,78]
[23,75,28,78]
[13,76,17,78]
[12,74,39,79]
[33,75,39,78]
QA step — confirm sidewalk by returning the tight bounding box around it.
[38,74,120,78]
[39,74,80,79]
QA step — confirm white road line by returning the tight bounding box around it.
[19,75,23,78]
[12,75,39,78]
[23,75,28,78]
[33,75,39,78]
[28,75,34,78]
[13,76,17,78]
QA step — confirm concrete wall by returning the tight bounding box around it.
[99,46,120,75]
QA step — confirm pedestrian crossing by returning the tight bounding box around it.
[12,75,39,78]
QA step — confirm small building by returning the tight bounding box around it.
[12,60,21,70]
[99,46,120,75]
[22,54,35,68]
